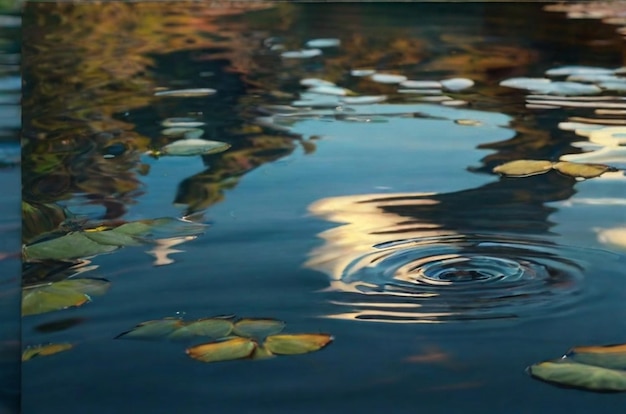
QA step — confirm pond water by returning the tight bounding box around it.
[18,2,626,413]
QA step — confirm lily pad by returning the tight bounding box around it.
[154,88,216,97]
[264,333,333,355]
[22,343,73,361]
[21,278,110,316]
[186,337,257,363]
[112,217,207,239]
[553,161,611,179]
[493,160,554,177]
[82,229,143,247]
[116,318,185,340]
[232,318,286,339]
[158,139,230,156]
[23,232,119,261]
[567,344,626,370]
[168,318,234,340]
[528,360,626,392]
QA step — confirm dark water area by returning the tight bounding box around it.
[17,2,626,413]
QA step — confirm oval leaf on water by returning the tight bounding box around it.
[251,345,275,360]
[116,318,185,340]
[23,232,119,261]
[22,343,73,361]
[493,160,553,177]
[22,285,89,316]
[186,337,256,363]
[112,218,207,239]
[51,278,111,297]
[553,161,610,179]
[528,360,626,392]
[160,139,230,157]
[83,230,143,247]
[168,318,233,340]
[233,318,286,339]
[567,344,626,370]
[264,333,333,355]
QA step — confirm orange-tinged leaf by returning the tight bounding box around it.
[264,333,333,355]
[186,337,256,363]
[572,344,626,354]
[22,343,73,361]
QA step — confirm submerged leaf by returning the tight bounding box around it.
[168,318,233,340]
[159,139,230,156]
[264,333,333,355]
[23,232,119,261]
[116,318,185,340]
[528,360,626,392]
[553,161,611,179]
[186,337,256,363]
[22,343,73,361]
[493,160,554,177]
[232,318,285,339]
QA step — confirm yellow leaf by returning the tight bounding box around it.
[264,333,333,355]
[493,160,553,177]
[22,343,73,361]
[553,161,610,179]
[186,337,256,363]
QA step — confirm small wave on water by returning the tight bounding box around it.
[305,193,621,323]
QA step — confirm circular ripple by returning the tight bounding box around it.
[329,234,610,322]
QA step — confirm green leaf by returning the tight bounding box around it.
[567,344,626,370]
[553,161,611,179]
[528,360,626,392]
[493,160,553,177]
[159,139,230,156]
[21,278,111,316]
[22,343,73,361]
[82,229,144,246]
[251,345,275,360]
[168,318,233,340]
[186,337,257,363]
[232,318,286,339]
[23,232,119,261]
[116,318,185,340]
[112,217,207,239]
[264,333,333,355]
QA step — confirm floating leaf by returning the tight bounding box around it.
[154,88,216,98]
[264,333,333,355]
[553,161,611,179]
[82,229,143,247]
[567,344,626,370]
[493,160,553,177]
[281,49,322,59]
[22,343,73,361]
[159,139,230,156]
[370,73,407,84]
[113,217,207,239]
[168,318,233,340]
[528,360,626,392]
[233,318,286,339]
[305,38,340,48]
[23,232,119,261]
[251,345,275,360]
[116,318,185,340]
[186,337,256,363]
[340,95,387,105]
[22,278,110,316]
[440,78,474,91]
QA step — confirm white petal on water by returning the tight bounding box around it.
[370,73,408,84]
[281,49,322,59]
[307,85,352,96]
[545,66,616,77]
[440,78,474,91]
[305,38,341,48]
[351,69,376,77]
[154,88,216,97]
[340,95,387,105]
[300,78,335,87]
[441,100,468,106]
[399,80,442,89]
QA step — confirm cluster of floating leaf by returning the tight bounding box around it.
[528,343,626,392]
[493,159,616,179]
[116,316,333,363]
[22,278,110,317]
